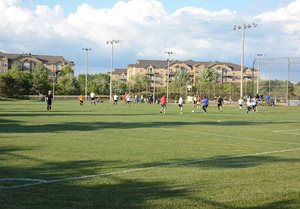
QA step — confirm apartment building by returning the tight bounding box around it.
[0,51,74,77]
[111,68,127,83]
[127,59,255,89]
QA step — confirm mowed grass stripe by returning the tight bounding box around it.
[0,100,300,209]
[2,147,299,190]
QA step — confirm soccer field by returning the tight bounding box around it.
[0,100,299,209]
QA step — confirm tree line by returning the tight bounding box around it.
[1,64,298,101]
[0,63,110,98]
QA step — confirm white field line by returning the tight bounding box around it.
[273,129,300,132]
[1,147,300,190]
[160,128,300,146]
[273,129,300,136]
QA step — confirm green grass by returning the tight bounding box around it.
[0,100,299,209]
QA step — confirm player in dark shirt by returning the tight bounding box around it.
[46,91,53,111]
[217,96,223,112]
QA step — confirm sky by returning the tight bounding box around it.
[1,0,300,78]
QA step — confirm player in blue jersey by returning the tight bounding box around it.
[202,96,209,113]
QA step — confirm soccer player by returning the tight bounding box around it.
[252,97,259,112]
[79,95,84,106]
[202,96,209,113]
[238,97,243,110]
[217,95,223,112]
[160,94,167,114]
[126,93,131,107]
[246,97,253,114]
[46,90,53,111]
[192,95,197,109]
[113,93,118,105]
[90,91,96,105]
[178,96,184,114]
[196,95,201,109]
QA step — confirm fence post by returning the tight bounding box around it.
[287,57,291,106]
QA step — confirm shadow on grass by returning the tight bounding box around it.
[0,146,188,209]
[192,196,299,209]
[0,118,295,133]
[179,155,300,169]
[135,154,300,170]
[0,112,157,116]
[243,200,298,209]
[0,146,299,209]
[0,146,124,180]
[1,177,189,209]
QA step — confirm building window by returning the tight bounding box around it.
[56,63,62,71]
[23,62,31,71]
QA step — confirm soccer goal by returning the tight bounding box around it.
[253,57,300,106]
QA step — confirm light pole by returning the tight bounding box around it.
[52,73,56,101]
[234,23,257,98]
[82,48,91,101]
[107,39,121,102]
[268,60,272,97]
[165,51,175,102]
[255,53,264,94]
[153,71,158,104]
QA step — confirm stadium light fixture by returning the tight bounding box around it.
[82,48,92,101]
[233,23,257,98]
[107,40,121,102]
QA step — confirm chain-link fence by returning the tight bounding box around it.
[254,57,300,106]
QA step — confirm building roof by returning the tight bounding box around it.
[112,68,127,75]
[134,60,169,68]
[0,51,74,65]
[130,59,252,71]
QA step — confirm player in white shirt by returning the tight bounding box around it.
[238,97,243,110]
[178,96,184,114]
[126,94,131,107]
[246,97,253,114]
[90,91,96,105]
[113,94,118,105]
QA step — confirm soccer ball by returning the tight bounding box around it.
[192,110,194,113]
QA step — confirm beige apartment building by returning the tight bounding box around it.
[111,68,127,83]
[0,51,74,77]
[126,59,255,89]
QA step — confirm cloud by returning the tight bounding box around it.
[1,0,300,75]
[253,0,300,60]
[255,0,300,34]
[172,7,236,21]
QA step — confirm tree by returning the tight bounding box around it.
[169,70,190,99]
[77,74,87,94]
[31,63,51,95]
[198,67,218,83]
[76,73,110,96]
[56,65,80,95]
[0,71,16,97]
[0,64,33,97]
[195,68,218,98]
[130,73,150,93]
[92,73,110,95]
[112,80,127,95]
